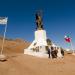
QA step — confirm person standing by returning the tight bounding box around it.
[48,48,50,58]
[47,45,51,58]
[57,47,63,58]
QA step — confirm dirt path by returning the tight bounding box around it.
[0,54,75,75]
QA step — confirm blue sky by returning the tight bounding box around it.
[0,0,75,49]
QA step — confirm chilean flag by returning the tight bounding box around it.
[64,35,71,43]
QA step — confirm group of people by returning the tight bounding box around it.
[47,46,64,59]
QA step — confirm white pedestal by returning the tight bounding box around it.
[35,30,47,46]
[24,30,48,58]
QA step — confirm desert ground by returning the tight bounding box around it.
[0,37,75,75]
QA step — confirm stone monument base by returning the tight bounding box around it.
[24,49,48,58]
[24,30,48,58]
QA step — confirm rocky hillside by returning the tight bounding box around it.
[0,37,30,54]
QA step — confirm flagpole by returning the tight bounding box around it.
[70,41,75,54]
[0,23,7,55]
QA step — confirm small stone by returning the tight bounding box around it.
[0,54,7,62]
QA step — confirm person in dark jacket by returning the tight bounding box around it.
[48,47,50,58]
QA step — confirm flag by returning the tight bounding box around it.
[64,35,71,43]
[0,17,8,25]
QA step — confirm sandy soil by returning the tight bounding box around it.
[0,53,75,75]
[0,38,75,75]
